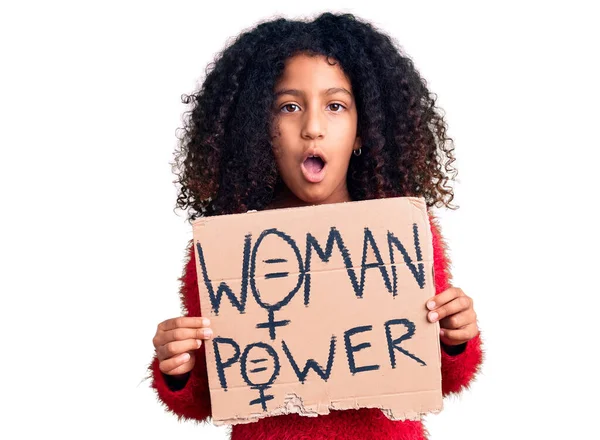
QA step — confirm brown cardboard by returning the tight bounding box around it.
[191,196,442,425]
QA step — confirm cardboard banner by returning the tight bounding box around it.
[192,196,442,425]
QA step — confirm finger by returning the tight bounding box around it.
[427,295,472,323]
[164,357,195,376]
[157,338,203,362]
[154,327,213,347]
[439,309,477,330]
[159,352,194,375]
[426,287,464,311]
[440,323,479,345]
[158,316,211,332]
[164,361,194,376]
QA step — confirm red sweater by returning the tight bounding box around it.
[148,211,483,439]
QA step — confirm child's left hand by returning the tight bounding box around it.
[426,287,479,346]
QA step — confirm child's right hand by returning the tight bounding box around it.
[153,317,213,376]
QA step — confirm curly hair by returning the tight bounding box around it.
[172,12,458,222]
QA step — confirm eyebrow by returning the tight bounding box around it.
[274,87,353,99]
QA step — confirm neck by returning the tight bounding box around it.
[266,181,352,210]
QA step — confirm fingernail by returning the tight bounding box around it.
[202,318,210,326]
[182,353,190,361]
[196,339,202,348]
[427,301,436,310]
[429,312,438,322]
[440,329,445,337]
[203,328,213,338]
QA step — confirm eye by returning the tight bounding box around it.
[328,103,346,112]
[280,103,300,113]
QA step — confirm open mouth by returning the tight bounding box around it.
[301,154,327,183]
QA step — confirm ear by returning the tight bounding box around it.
[353,136,362,153]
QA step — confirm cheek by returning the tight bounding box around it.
[270,120,288,156]
[331,151,353,179]
[271,141,296,179]
[271,142,283,160]
[271,136,291,163]
[270,133,284,162]
[271,126,298,162]
[340,118,358,144]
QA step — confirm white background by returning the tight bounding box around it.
[1,1,598,438]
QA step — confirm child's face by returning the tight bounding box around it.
[270,54,361,206]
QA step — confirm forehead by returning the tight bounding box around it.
[275,54,352,91]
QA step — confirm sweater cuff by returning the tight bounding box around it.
[440,332,483,396]
[148,354,211,422]
[440,341,467,356]
[163,371,191,392]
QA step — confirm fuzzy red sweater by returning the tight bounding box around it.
[148,211,483,439]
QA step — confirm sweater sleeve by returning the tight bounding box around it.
[428,211,484,397]
[147,240,212,423]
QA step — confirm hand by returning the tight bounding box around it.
[153,317,213,376]
[426,287,479,346]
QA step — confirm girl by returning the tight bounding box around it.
[149,12,483,440]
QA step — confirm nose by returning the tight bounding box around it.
[301,106,326,140]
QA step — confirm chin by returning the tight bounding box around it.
[295,187,336,205]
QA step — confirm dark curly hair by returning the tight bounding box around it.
[172,12,458,222]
